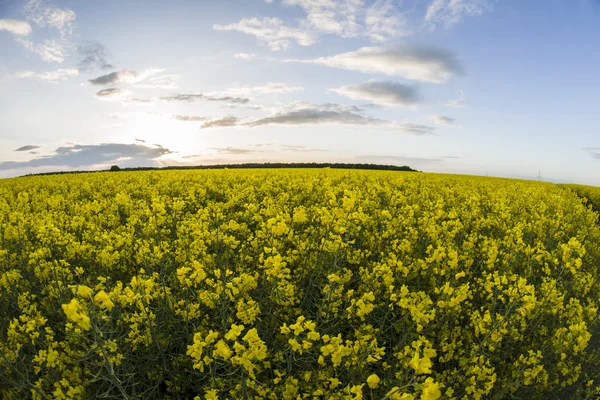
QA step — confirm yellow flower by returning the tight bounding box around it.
[76,285,93,298]
[62,298,90,331]
[225,324,244,341]
[409,352,433,375]
[367,374,380,389]
[213,340,232,360]
[420,378,441,400]
[94,290,114,311]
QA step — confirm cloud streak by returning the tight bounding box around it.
[331,80,422,107]
[134,75,179,89]
[286,44,464,83]
[15,145,41,152]
[16,38,66,62]
[160,93,250,104]
[171,115,208,122]
[194,102,436,134]
[222,82,304,96]
[14,68,78,82]
[95,88,133,100]
[201,117,240,129]
[88,68,163,86]
[429,115,460,126]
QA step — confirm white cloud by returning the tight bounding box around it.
[234,52,256,60]
[286,44,464,83]
[16,38,66,62]
[428,115,461,126]
[214,17,316,51]
[14,67,78,82]
[425,0,491,27]
[23,0,76,37]
[0,19,32,36]
[331,80,421,108]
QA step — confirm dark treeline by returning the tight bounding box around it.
[21,163,419,177]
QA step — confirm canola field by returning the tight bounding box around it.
[1,169,600,400]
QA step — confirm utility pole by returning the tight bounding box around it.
[538,171,541,182]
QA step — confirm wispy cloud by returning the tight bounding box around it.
[121,98,153,106]
[214,17,316,51]
[445,90,465,107]
[15,145,41,152]
[171,115,209,122]
[247,107,381,127]
[331,80,421,108]
[0,19,32,36]
[77,41,113,71]
[428,115,461,126]
[134,75,179,89]
[272,0,411,43]
[426,0,491,27]
[95,88,133,100]
[14,68,78,83]
[16,38,66,62]
[389,122,436,135]
[23,0,76,38]
[0,143,172,171]
[160,93,250,104]
[207,143,325,154]
[286,44,464,83]
[88,68,164,86]
[209,146,263,154]
[584,147,600,162]
[365,0,412,41]
[351,153,455,166]
[234,52,256,60]
[199,102,435,134]
[279,144,324,152]
[223,82,304,96]
[201,117,240,129]
[9,0,76,63]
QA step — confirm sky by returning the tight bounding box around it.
[1,0,599,184]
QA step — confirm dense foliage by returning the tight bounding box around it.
[559,184,600,216]
[1,170,600,399]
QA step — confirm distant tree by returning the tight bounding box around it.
[110,165,121,172]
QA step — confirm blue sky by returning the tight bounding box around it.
[1,0,599,184]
